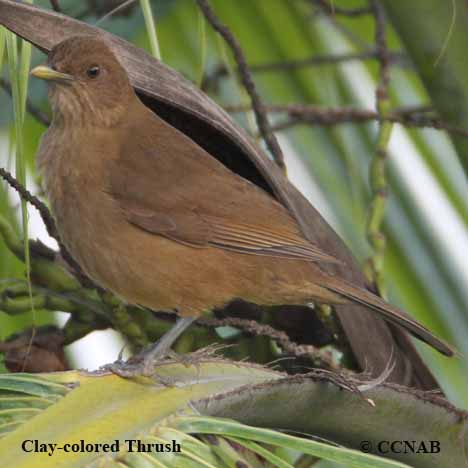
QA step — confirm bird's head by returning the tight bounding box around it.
[31,35,134,128]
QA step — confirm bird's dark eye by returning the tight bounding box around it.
[86,66,100,79]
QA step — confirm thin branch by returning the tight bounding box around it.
[225,103,431,117]
[196,0,286,171]
[364,0,393,295]
[0,167,57,240]
[274,114,468,137]
[225,103,468,138]
[0,167,95,288]
[198,317,340,370]
[373,0,391,102]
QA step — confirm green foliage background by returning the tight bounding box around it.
[1,0,467,412]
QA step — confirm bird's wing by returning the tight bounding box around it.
[109,111,341,264]
[119,200,339,262]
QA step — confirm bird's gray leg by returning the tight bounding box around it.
[105,316,196,378]
[141,316,196,373]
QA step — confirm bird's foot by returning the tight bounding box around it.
[98,317,219,381]
[100,351,177,385]
[100,344,223,381]
[102,316,198,379]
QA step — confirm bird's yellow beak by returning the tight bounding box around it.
[30,65,74,83]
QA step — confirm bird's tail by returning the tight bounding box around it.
[320,274,455,357]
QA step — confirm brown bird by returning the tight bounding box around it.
[31,36,454,373]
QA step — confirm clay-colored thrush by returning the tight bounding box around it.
[31,36,454,371]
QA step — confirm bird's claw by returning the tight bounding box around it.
[97,343,223,382]
[99,350,178,384]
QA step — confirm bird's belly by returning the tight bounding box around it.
[84,227,245,316]
[78,225,339,317]
[49,182,338,315]
[52,202,230,315]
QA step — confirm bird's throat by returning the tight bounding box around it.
[50,85,128,129]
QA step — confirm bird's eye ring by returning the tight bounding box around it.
[86,66,100,79]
